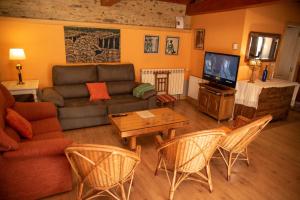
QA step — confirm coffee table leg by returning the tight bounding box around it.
[129,137,137,150]
[168,129,176,139]
[122,138,128,145]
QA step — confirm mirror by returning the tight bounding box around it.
[245,32,281,61]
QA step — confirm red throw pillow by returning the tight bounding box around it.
[86,82,111,101]
[0,128,19,151]
[6,108,33,139]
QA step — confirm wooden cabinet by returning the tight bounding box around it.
[234,79,299,121]
[234,85,296,120]
[198,83,235,122]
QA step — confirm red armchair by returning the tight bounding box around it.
[0,84,73,200]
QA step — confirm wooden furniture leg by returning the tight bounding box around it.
[129,137,137,150]
[168,129,176,139]
[206,164,213,192]
[122,138,128,145]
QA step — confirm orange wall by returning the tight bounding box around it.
[190,1,300,80]
[239,2,300,79]
[190,9,246,78]
[1,2,300,88]
[0,17,192,87]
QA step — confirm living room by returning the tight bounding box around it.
[0,0,299,200]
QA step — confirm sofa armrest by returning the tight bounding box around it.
[3,138,73,159]
[147,95,157,108]
[134,82,140,87]
[141,90,157,100]
[13,102,58,121]
[40,87,64,107]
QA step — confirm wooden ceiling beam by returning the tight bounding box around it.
[100,0,121,6]
[158,0,191,4]
[186,0,280,15]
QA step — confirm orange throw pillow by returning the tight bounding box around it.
[0,129,18,152]
[86,82,111,101]
[6,108,33,139]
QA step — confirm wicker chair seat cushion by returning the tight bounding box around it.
[157,94,176,103]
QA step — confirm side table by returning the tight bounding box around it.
[1,80,39,102]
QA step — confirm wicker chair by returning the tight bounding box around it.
[155,129,225,200]
[65,144,141,200]
[217,114,272,180]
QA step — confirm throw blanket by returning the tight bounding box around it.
[133,83,155,98]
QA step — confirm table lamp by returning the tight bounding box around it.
[9,48,26,85]
[248,58,261,83]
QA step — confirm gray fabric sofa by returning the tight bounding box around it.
[40,64,156,130]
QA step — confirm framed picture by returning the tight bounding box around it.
[144,35,159,53]
[64,26,120,63]
[195,29,205,50]
[165,36,179,55]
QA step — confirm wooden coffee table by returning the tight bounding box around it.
[109,108,189,149]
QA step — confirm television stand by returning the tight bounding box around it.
[198,82,236,122]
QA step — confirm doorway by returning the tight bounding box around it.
[274,25,300,81]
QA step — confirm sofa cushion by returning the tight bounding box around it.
[13,102,58,121]
[6,108,33,139]
[106,94,139,104]
[59,98,107,119]
[0,128,18,151]
[5,126,21,142]
[31,131,64,141]
[86,82,111,101]
[106,95,148,114]
[31,117,62,135]
[54,84,89,99]
[3,138,73,159]
[53,65,97,85]
[108,100,148,114]
[64,98,95,107]
[97,64,135,82]
[106,81,136,95]
[142,90,157,99]
[60,116,109,130]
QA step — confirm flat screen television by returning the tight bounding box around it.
[203,51,240,88]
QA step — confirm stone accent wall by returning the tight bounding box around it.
[0,0,190,28]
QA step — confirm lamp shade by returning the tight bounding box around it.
[9,48,26,60]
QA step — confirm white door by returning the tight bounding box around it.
[275,26,300,81]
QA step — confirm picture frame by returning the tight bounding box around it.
[144,35,159,53]
[165,36,179,55]
[195,29,205,50]
[64,26,120,63]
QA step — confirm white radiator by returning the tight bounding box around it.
[141,68,185,95]
[187,75,208,99]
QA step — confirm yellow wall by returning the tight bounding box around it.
[0,17,192,87]
[190,1,300,80]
